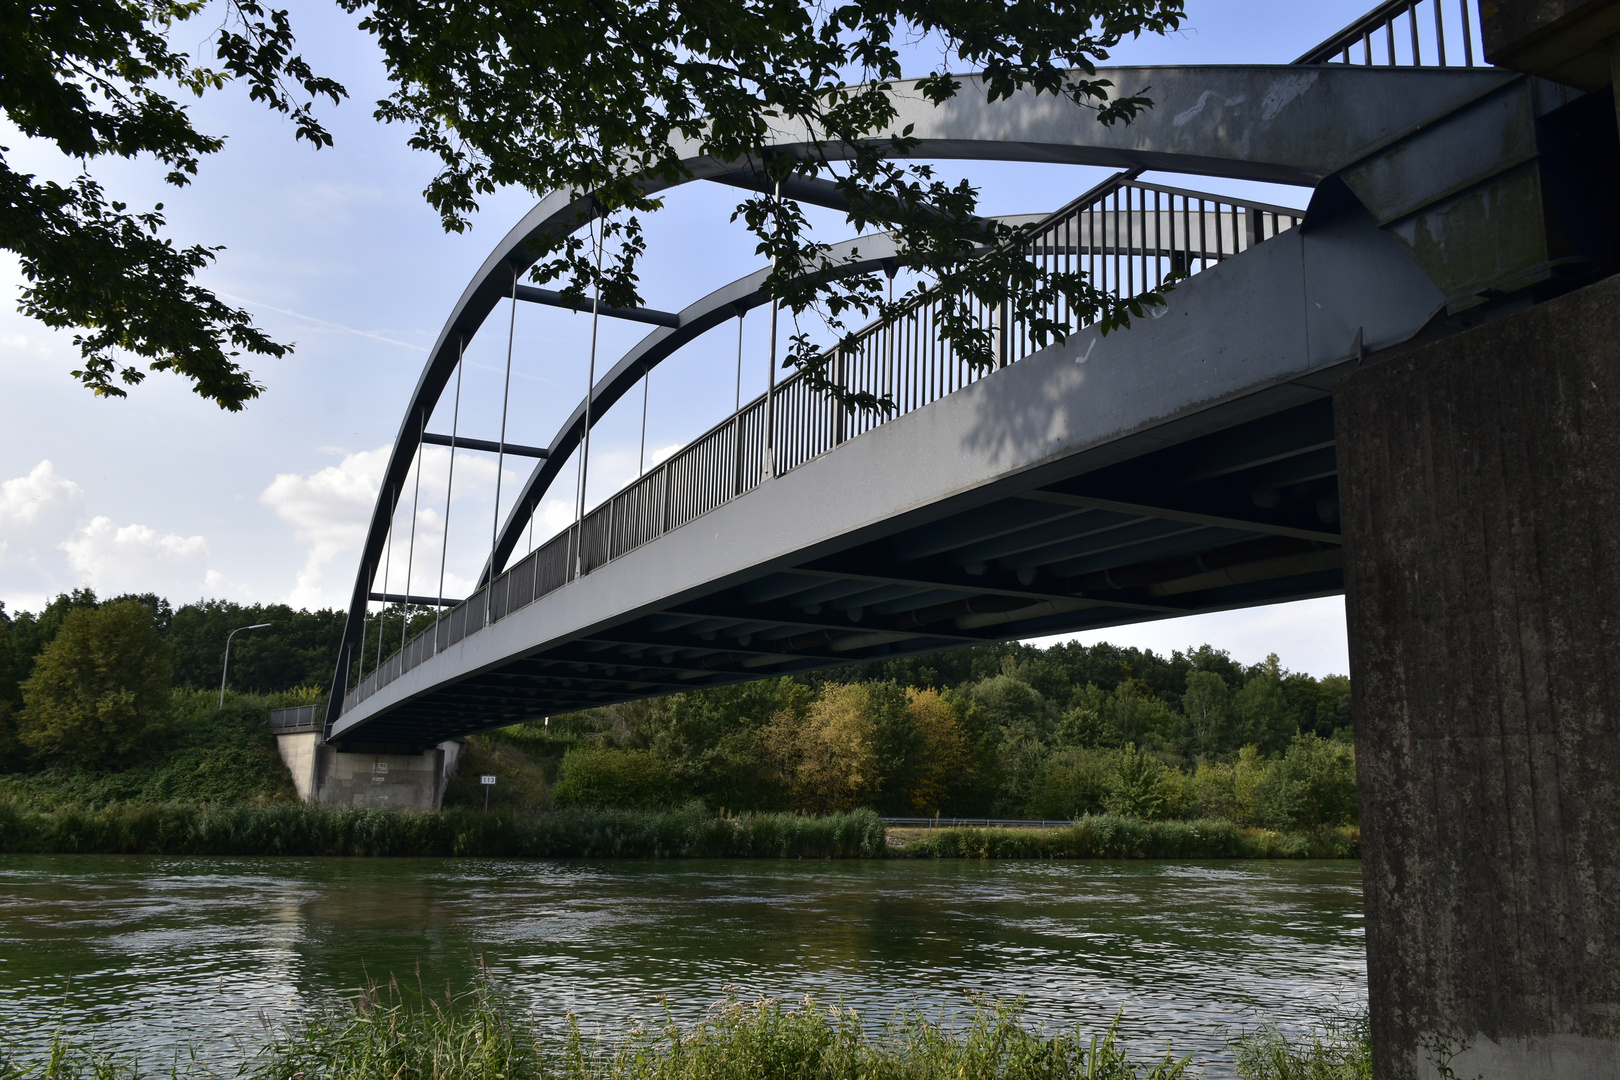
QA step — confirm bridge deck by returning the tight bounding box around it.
[333,201,1446,748]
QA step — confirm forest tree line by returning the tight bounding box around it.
[529,642,1356,832]
[0,591,1356,833]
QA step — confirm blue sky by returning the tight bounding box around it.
[0,0,1421,676]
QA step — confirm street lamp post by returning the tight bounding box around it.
[220,623,272,707]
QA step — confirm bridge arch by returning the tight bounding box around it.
[327,62,1514,727]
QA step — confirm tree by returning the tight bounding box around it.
[10,0,1183,408]
[1102,742,1166,819]
[18,599,172,768]
[900,686,970,814]
[5,0,345,407]
[761,681,881,812]
[1232,654,1296,755]
[1181,670,1232,757]
[1251,734,1358,830]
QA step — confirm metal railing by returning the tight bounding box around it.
[1294,0,1484,67]
[343,174,1302,712]
[268,704,323,732]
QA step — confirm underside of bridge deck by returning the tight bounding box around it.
[337,393,1342,748]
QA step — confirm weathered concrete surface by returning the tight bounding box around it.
[1336,272,1620,1079]
[275,732,463,809]
[1482,0,1620,92]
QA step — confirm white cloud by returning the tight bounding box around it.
[259,444,499,609]
[0,460,223,610]
[260,445,389,609]
[62,517,211,600]
[0,460,85,604]
[0,459,83,551]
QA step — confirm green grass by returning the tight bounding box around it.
[895,816,1360,859]
[1230,1014,1372,1079]
[0,801,888,858]
[3,980,1199,1080]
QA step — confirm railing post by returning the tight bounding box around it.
[996,292,1011,370]
[661,461,672,534]
[1243,204,1261,251]
[833,348,846,446]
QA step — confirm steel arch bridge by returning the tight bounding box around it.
[317,2,1608,749]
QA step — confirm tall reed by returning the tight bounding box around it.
[0,800,887,859]
[1229,1012,1372,1079]
[897,816,1360,860]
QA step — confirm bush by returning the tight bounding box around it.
[18,600,172,768]
[551,745,677,809]
[1251,735,1358,830]
[0,690,301,805]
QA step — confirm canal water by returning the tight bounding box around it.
[0,856,1365,1075]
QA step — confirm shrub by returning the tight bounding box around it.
[18,600,171,769]
[1251,735,1358,830]
[551,746,676,809]
[1025,746,1114,819]
[442,733,555,812]
[1102,743,1169,819]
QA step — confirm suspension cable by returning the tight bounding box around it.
[402,411,423,652]
[638,362,650,476]
[376,487,394,669]
[765,178,779,479]
[575,215,606,576]
[435,337,465,647]
[356,561,369,685]
[488,266,518,620]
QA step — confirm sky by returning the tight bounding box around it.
[0,0,1432,678]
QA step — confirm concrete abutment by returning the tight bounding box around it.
[274,731,464,810]
[1336,273,1620,1079]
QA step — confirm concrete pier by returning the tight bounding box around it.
[1336,273,1620,1079]
[271,721,463,810]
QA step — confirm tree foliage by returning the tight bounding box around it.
[348,0,1186,409]
[7,0,1183,408]
[3,0,345,406]
[18,598,173,767]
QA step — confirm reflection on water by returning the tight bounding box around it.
[0,856,1364,1076]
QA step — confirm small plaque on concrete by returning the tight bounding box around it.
[480,775,497,785]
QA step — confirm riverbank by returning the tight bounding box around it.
[0,801,886,857]
[0,980,1370,1080]
[0,800,1357,858]
[890,818,1360,859]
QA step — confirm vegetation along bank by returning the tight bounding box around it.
[0,590,1360,857]
[0,979,1372,1080]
